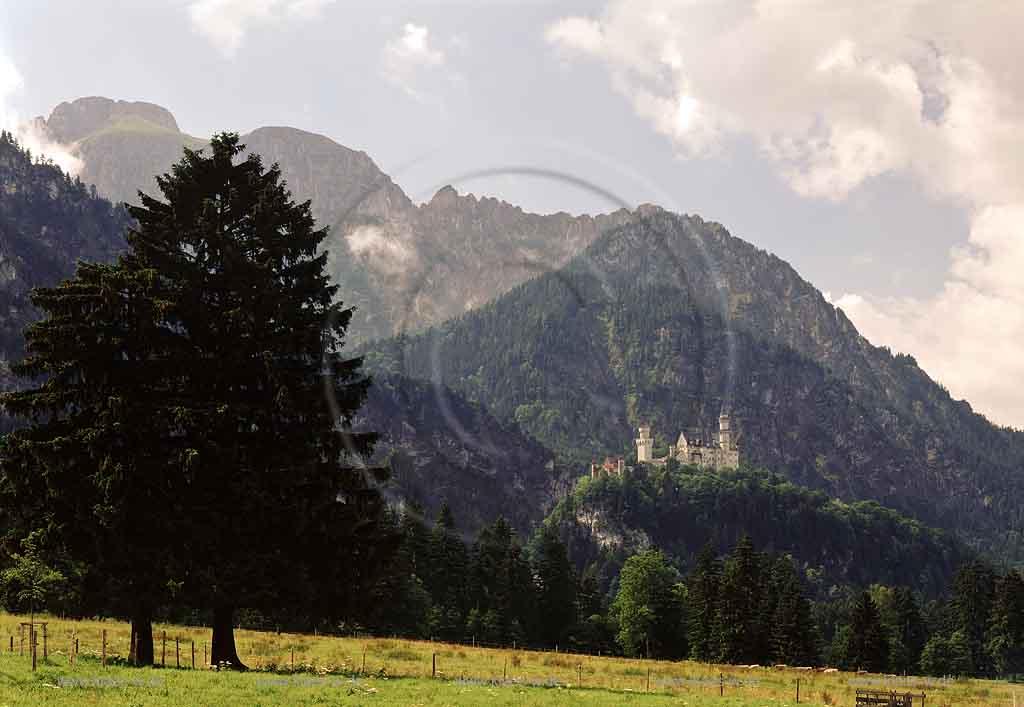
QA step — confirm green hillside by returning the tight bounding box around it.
[545,463,968,598]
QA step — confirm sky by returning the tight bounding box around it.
[0,0,1021,429]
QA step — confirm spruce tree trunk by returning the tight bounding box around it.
[129,609,155,666]
[210,605,247,670]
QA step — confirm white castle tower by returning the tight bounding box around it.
[635,426,653,462]
[718,410,733,450]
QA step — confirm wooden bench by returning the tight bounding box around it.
[855,689,926,706]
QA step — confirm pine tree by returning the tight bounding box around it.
[533,525,576,648]
[1,261,188,665]
[468,517,536,646]
[427,504,469,641]
[712,535,764,664]
[950,561,996,677]
[686,542,720,662]
[844,592,888,673]
[573,564,614,654]
[118,133,389,667]
[886,587,926,675]
[364,510,431,638]
[770,559,817,666]
[987,570,1024,676]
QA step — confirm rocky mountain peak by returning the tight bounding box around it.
[43,97,180,144]
[428,184,460,207]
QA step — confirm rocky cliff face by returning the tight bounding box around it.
[358,375,565,536]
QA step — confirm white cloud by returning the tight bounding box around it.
[345,224,417,274]
[545,17,604,54]
[188,0,336,58]
[1,52,82,176]
[381,23,446,101]
[545,1,1024,428]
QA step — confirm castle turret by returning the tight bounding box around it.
[718,410,733,450]
[636,426,653,463]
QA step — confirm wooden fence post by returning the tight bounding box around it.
[796,677,800,703]
[719,672,723,697]
[19,624,23,655]
[161,630,166,666]
[578,664,583,688]
[503,656,507,681]
[432,652,436,678]
[192,640,196,669]
[176,636,180,668]
[646,666,650,692]
[42,624,47,660]
[75,637,79,663]
[291,647,295,671]
[8,635,11,652]
[101,629,107,668]
[130,628,136,666]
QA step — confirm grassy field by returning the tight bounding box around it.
[0,613,1019,705]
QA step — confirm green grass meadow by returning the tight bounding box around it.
[0,613,1019,705]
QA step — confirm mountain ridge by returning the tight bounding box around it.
[33,96,635,344]
[363,209,1024,560]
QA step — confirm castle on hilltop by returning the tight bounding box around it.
[636,411,740,471]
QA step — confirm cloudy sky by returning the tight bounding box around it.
[1,0,1022,429]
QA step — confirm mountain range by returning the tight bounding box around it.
[4,96,1022,577]
[32,97,632,344]
[367,209,1024,559]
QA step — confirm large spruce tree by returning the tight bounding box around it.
[1,262,187,665]
[117,133,388,667]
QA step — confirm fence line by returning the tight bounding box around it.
[2,621,950,705]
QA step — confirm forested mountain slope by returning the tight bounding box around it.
[545,464,968,598]
[365,210,1024,560]
[0,131,132,417]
